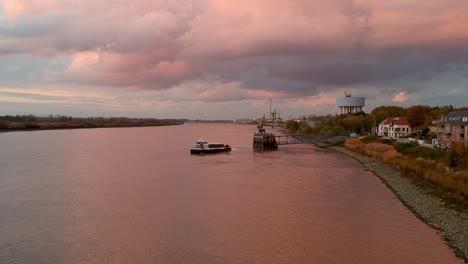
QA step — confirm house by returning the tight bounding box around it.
[377,117,412,139]
[437,111,468,148]
[429,117,443,135]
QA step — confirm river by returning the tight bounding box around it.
[0,123,463,263]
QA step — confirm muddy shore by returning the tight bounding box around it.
[327,146,468,262]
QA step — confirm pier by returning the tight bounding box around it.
[253,123,351,151]
[253,124,278,151]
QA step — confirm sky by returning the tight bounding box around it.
[0,0,467,120]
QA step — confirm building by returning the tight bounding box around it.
[429,118,442,135]
[437,111,468,148]
[378,117,412,138]
[336,92,365,115]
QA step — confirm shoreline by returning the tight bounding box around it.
[0,122,185,133]
[327,145,468,262]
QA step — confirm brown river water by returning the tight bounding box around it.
[0,123,463,264]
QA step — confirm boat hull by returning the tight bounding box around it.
[190,146,231,154]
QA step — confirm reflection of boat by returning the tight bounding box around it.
[190,139,231,154]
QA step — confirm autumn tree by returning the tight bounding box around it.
[445,141,468,169]
[406,105,428,132]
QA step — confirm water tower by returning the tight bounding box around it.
[336,91,365,114]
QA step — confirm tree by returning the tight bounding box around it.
[371,106,407,124]
[421,127,430,138]
[285,120,300,131]
[343,115,365,133]
[455,106,468,111]
[406,105,428,131]
[428,105,453,120]
[298,123,313,133]
[445,141,468,169]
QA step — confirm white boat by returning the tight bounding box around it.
[190,139,231,154]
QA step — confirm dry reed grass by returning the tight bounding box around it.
[344,139,365,153]
[364,143,398,161]
[344,139,468,202]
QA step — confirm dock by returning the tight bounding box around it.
[253,123,351,151]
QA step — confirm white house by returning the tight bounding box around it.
[378,117,412,138]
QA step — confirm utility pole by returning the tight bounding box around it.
[373,114,377,135]
[269,98,272,120]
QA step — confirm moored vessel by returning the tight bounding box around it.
[190,139,231,154]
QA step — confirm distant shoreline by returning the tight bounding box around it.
[327,145,468,262]
[0,121,185,133]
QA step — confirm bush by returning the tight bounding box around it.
[298,123,313,133]
[396,145,445,161]
[394,141,419,152]
[24,123,40,129]
[445,141,468,169]
[361,135,379,143]
[0,121,9,129]
[286,120,300,131]
[345,139,365,153]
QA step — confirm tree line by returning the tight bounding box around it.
[286,105,468,136]
[0,115,186,130]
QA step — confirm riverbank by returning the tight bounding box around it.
[0,121,185,133]
[328,146,468,262]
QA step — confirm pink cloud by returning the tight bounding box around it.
[151,61,191,79]
[66,51,100,72]
[359,1,468,49]
[180,0,468,58]
[158,78,286,103]
[5,1,468,56]
[181,0,357,57]
[196,81,284,102]
[393,91,407,103]
[293,95,337,108]
[3,0,468,103]
[2,0,60,20]
[55,50,193,88]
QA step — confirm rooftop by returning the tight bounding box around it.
[439,111,468,125]
[381,117,409,126]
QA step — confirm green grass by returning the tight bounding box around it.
[394,144,446,161]
[361,136,446,161]
[361,135,394,145]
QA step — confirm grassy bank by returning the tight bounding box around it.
[344,138,468,209]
